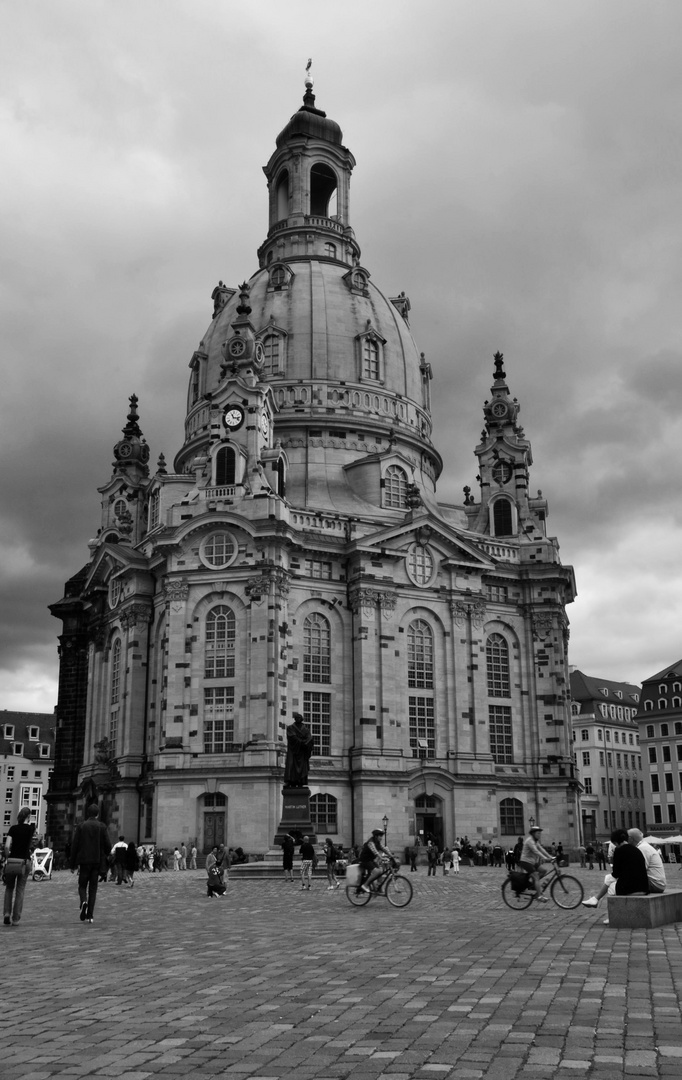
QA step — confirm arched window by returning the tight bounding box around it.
[673,697,682,709]
[205,606,236,679]
[499,797,524,835]
[114,498,126,519]
[644,700,653,711]
[276,169,289,220]
[408,620,433,689]
[486,633,510,697]
[310,793,337,833]
[215,447,236,487]
[659,699,667,709]
[362,336,380,380]
[492,498,513,536]
[384,465,408,508]
[324,242,337,258]
[303,613,331,683]
[310,163,337,216]
[261,332,284,375]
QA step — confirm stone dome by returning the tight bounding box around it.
[199,261,425,405]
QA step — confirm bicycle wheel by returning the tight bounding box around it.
[385,874,413,908]
[501,878,533,909]
[346,885,371,906]
[550,873,584,909]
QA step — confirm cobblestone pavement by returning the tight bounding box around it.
[3,865,682,1079]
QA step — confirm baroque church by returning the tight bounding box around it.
[47,76,579,856]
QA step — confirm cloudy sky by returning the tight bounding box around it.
[2,0,681,713]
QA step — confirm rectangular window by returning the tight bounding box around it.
[203,687,235,753]
[609,778,614,796]
[677,745,682,761]
[654,804,662,823]
[19,785,41,833]
[669,804,677,823]
[636,812,640,827]
[649,747,657,764]
[304,691,332,757]
[597,729,603,741]
[620,811,626,828]
[665,773,674,791]
[607,752,612,767]
[584,777,592,794]
[601,777,607,795]
[488,705,513,765]
[486,584,508,603]
[28,726,39,741]
[651,774,660,793]
[640,781,644,798]
[625,779,631,797]
[614,731,620,743]
[582,751,590,766]
[663,745,672,763]
[39,744,50,758]
[408,696,436,759]
[628,811,633,827]
[5,789,13,804]
[611,810,616,828]
[7,766,14,781]
[606,730,611,742]
[599,751,605,766]
[618,778,623,797]
[3,811,10,827]
[631,755,637,769]
[581,729,589,741]
[310,794,337,833]
[304,559,332,580]
[616,753,621,768]
[109,712,118,753]
[13,744,23,756]
[3,725,14,740]
[603,810,609,829]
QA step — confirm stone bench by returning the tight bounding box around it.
[607,888,682,928]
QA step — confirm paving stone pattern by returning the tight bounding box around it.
[3,867,682,1079]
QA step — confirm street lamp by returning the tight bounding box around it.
[529,815,535,830]
[382,814,389,846]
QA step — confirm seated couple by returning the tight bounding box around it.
[582,828,666,924]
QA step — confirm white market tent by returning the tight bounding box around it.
[643,835,682,844]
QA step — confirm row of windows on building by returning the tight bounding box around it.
[107,614,520,765]
[646,722,682,738]
[582,775,644,798]
[578,726,640,744]
[647,743,682,764]
[580,750,642,770]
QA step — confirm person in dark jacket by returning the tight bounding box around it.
[3,806,36,926]
[125,841,140,888]
[70,804,112,923]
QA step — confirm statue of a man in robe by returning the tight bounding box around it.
[284,712,314,787]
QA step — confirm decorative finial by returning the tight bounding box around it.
[305,58,313,88]
[303,58,315,108]
[157,453,167,476]
[236,281,252,317]
[122,394,142,439]
[493,351,506,381]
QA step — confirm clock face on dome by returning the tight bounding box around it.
[491,401,508,419]
[492,460,513,485]
[259,413,269,438]
[117,443,132,458]
[229,338,246,358]
[223,404,245,431]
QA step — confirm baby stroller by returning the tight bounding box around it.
[31,848,54,881]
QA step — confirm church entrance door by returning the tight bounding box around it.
[204,812,225,853]
[416,813,443,850]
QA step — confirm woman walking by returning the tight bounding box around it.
[299,835,316,890]
[324,837,340,890]
[125,841,140,887]
[3,807,35,926]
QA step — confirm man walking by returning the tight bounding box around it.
[70,804,112,923]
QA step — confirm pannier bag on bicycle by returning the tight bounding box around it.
[509,870,530,894]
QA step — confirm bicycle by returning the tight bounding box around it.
[346,859,413,908]
[501,859,583,910]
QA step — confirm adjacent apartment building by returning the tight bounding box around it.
[637,660,682,835]
[569,670,645,843]
[1,711,55,843]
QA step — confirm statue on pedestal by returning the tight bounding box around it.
[284,713,313,787]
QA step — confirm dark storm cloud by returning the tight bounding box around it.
[1,0,682,707]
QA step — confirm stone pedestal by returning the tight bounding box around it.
[274,785,316,845]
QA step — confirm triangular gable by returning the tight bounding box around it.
[84,543,148,592]
[643,662,682,684]
[352,513,494,569]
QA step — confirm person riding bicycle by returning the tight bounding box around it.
[519,825,554,902]
[358,828,394,894]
